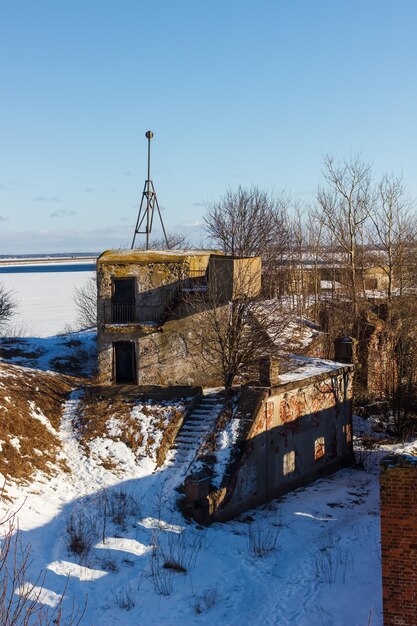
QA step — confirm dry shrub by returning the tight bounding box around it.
[161,529,205,573]
[156,408,184,467]
[66,510,97,563]
[0,362,75,483]
[0,346,41,360]
[193,586,218,614]
[112,583,135,610]
[247,522,280,558]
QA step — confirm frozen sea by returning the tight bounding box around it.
[0,263,95,336]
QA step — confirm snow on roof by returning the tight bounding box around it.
[279,354,351,385]
[253,299,321,352]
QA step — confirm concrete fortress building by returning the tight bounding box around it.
[96,248,354,522]
[96,249,261,387]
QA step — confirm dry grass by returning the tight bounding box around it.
[0,346,41,360]
[0,361,75,483]
[74,390,188,465]
[156,408,186,467]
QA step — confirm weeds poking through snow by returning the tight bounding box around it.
[67,488,140,563]
[112,582,135,610]
[161,529,206,573]
[95,489,140,539]
[148,554,174,596]
[247,522,280,557]
[313,532,353,583]
[66,509,97,563]
[0,504,86,625]
[146,527,205,594]
[109,489,140,528]
[100,551,119,573]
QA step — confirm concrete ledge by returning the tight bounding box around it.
[84,384,202,401]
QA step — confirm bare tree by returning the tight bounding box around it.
[305,208,324,322]
[204,186,290,296]
[316,154,372,317]
[0,500,85,625]
[286,205,312,320]
[147,232,190,250]
[0,284,17,329]
[368,174,415,302]
[184,259,292,390]
[74,277,97,329]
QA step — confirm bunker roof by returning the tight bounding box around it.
[97,249,224,265]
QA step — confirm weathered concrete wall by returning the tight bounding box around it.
[184,366,354,523]
[97,249,215,323]
[208,255,262,301]
[380,454,417,626]
[97,301,226,387]
[217,368,353,519]
[96,250,221,386]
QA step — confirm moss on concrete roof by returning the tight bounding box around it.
[97,249,223,265]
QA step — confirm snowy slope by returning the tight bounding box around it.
[1,388,403,625]
[0,273,401,625]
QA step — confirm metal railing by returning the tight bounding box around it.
[104,269,208,325]
[105,303,167,324]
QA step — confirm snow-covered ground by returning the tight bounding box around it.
[1,406,391,626]
[0,269,94,336]
[0,269,404,625]
[1,377,406,626]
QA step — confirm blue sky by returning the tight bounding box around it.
[1,0,417,254]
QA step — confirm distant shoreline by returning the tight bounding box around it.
[0,254,98,267]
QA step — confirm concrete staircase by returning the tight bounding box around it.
[173,391,225,471]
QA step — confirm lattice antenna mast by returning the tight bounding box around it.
[131,131,169,249]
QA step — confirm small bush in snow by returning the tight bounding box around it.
[112,582,135,610]
[66,510,98,563]
[313,533,353,584]
[108,489,140,528]
[148,554,174,596]
[161,528,206,573]
[93,489,140,543]
[247,522,280,558]
[100,553,119,573]
[0,506,86,625]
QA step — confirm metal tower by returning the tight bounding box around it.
[131,131,169,249]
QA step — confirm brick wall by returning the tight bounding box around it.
[380,454,417,626]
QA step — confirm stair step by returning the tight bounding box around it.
[184,417,210,423]
[183,425,210,431]
[196,403,222,408]
[176,436,202,443]
[181,427,208,433]
[186,416,213,422]
[170,394,225,467]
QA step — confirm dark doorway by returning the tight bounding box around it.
[112,278,135,323]
[113,341,137,384]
